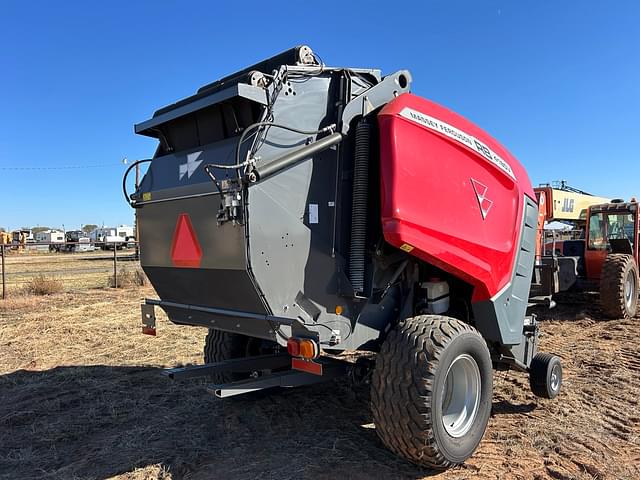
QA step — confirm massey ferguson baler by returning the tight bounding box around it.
[125,46,562,468]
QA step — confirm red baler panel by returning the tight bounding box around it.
[378,94,534,301]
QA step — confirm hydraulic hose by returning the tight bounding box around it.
[122,159,152,207]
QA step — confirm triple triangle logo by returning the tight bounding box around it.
[470,178,493,220]
[179,151,203,180]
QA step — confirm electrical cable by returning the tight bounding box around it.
[122,159,152,207]
[1,162,125,171]
[203,122,336,172]
[247,68,287,158]
[203,165,224,197]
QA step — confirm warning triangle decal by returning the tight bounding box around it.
[170,213,202,268]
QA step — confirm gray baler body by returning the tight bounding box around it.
[134,47,410,351]
[132,46,537,368]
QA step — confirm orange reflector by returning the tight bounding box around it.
[287,337,318,359]
[171,213,203,268]
[292,357,323,376]
[335,305,343,315]
[287,338,300,356]
[298,339,317,359]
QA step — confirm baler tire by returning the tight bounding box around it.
[600,254,639,319]
[529,353,562,399]
[203,329,251,383]
[370,315,493,469]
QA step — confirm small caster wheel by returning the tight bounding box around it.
[529,353,562,399]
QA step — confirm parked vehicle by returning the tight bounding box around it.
[34,230,65,252]
[531,183,610,301]
[585,200,639,318]
[90,225,134,249]
[58,230,94,253]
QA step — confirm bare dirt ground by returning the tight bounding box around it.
[1,286,639,480]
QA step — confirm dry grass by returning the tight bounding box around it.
[23,274,64,295]
[1,249,139,294]
[0,282,639,479]
[108,267,147,288]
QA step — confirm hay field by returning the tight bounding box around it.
[0,269,639,479]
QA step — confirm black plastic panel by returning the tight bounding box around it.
[145,266,266,314]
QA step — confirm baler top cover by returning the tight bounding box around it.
[378,94,535,301]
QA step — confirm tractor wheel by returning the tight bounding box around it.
[370,315,493,469]
[600,254,639,319]
[529,353,562,399]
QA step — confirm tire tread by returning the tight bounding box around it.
[203,329,248,383]
[370,315,488,469]
[600,254,638,319]
[529,352,562,399]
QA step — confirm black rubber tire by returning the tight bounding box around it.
[203,329,252,383]
[600,254,639,319]
[529,353,562,399]
[370,315,493,469]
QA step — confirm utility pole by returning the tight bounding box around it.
[1,244,5,300]
[135,162,140,260]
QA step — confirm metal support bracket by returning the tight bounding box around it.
[144,298,295,326]
[209,358,348,398]
[141,303,156,335]
[341,70,412,134]
[163,353,291,380]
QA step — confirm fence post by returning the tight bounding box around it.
[113,244,118,288]
[1,244,5,300]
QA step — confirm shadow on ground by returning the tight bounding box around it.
[0,365,537,480]
[531,291,602,322]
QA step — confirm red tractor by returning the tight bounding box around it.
[585,200,639,318]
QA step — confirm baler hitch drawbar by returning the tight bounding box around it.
[163,353,348,398]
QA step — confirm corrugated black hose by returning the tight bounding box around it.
[349,119,371,294]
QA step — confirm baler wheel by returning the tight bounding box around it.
[204,329,254,383]
[529,353,562,399]
[370,315,492,468]
[600,254,639,319]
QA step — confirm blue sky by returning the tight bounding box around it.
[1,1,638,230]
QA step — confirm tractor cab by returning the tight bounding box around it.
[585,200,639,318]
[585,201,639,279]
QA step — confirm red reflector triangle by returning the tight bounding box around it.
[171,213,202,268]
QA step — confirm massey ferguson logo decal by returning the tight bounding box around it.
[398,107,516,181]
[179,151,203,180]
[471,179,493,220]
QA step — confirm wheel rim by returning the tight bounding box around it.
[624,271,636,309]
[441,353,481,438]
[549,363,561,392]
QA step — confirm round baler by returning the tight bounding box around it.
[127,46,562,468]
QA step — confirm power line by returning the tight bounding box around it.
[0,163,124,171]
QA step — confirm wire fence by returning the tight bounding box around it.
[0,241,142,299]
